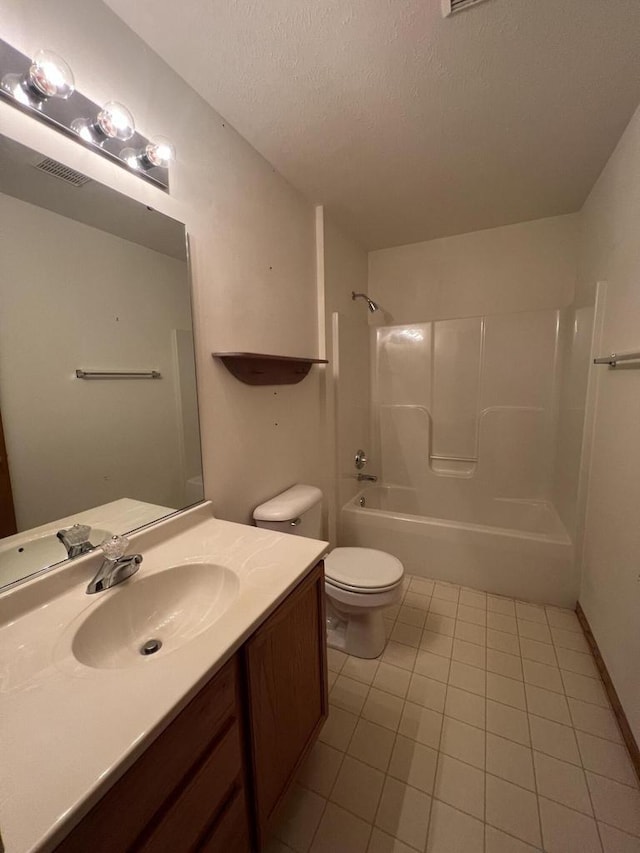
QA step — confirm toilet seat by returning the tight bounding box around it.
[324,547,403,594]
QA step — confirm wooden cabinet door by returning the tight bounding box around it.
[243,562,328,847]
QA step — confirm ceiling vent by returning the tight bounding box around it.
[33,157,91,188]
[442,0,491,16]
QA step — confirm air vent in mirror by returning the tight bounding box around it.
[442,0,491,16]
[33,158,91,188]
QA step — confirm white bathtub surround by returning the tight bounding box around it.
[0,502,327,853]
[341,487,574,607]
[271,573,639,853]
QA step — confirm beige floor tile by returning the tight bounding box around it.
[429,597,458,618]
[523,659,564,693]
[310,802,371,853]
[487,612,518,635]
[516,602,547,623]
[274,784,326,852]
[485,825,541,852]
[414,649,451,683]
[452,637,486,669]
[454,619,487,646]
[545,607,582,633]
[487,627,520,655]
[440,715,485,769]
[298,741,343,797]
[319,706,359,751]
[419,629,453,658]
[459,589,487,610]
[387,734,438,794]
[487,648,523,680]
[327,670,338,690]
[362,688,405,732]
[391,622,423,649]
[529,715,581,765]
[562,671,609,707]
[384,618,395,639]
[487,699,531,745]
[487,595,516,616]
[520,637,557,666]
[399,701,443,749]
[534,752,592,814]
[457,604,487,626]
[375,777,431,851]
[409,577,435,597]
[598,822,640,853]
[373,663,412,699]
[551,626,590,653]
[525,684,572,724]
[403,591,431,612]
[425,612,455,637]
[426,799,484,852]
[444,685,486,728]
[406,673,447,713]
[433,753,485,819]
[348,718,397,772]
[556,646,600,678]
[367,827,417,853]
[397,605,427,628]
[330,756,386,822]
[449,660,486,696]
[539,797,602,853]
[433,582,459,602]
[386,604,401,621]
[342,656,381,685]
[382,641,418,672]
[327,648,347,673]
[330,675,370,715]
[518,619,552,644]
[486,732,535,790]
[576,731,638,787]
[487,671,526,709]
[587,772,640,836]
[485,774,542,847]
[568,697,623,743]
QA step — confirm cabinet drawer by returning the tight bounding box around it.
[199,789,251,853]
[139,720,245,852]
[56,657,238,853]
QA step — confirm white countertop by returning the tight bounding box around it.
[0,503,328,853]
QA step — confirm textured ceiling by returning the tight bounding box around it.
[104,0,640,249]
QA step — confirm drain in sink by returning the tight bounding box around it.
[140,638,162,656]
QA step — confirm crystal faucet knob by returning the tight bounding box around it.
[100,534,130,561]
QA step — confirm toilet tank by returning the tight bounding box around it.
[253,485,323,538]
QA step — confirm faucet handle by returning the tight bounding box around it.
[100,534,130,561]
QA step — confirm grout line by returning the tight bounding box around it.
[525,607,547,851]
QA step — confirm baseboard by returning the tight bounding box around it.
[575,602,640,784]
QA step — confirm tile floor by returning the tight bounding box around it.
[267,575,640,853]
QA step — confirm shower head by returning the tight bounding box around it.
[351,291,380,313]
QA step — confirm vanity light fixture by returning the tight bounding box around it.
[0,37,172,191]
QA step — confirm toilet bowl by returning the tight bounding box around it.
[253,485,404,659]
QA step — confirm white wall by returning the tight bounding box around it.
[0,0,323,524]
[368,214,579,324]
[577,104,640,742]
[0,192,191,530]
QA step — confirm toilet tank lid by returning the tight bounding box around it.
[253,484,323,521]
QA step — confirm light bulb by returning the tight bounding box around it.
[96,101,135,141]
[28,50,75,99]
[145,136,175,168]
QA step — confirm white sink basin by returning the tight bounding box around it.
[0,527,113,587]
[71,563,239,669]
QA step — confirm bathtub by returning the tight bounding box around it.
[340,485,577,607]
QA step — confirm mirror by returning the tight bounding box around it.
[0,133,204,590]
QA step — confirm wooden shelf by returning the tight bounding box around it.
[212,352,328,386]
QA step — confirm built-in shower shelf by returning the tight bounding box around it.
[212,352,328,385]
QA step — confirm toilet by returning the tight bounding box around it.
[253,484,404,658]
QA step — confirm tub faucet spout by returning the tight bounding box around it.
[357,473,378,482]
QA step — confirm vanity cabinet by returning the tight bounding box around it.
[54,561,327,853]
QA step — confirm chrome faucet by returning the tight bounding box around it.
[57,524,94,558]
[357,473,378,482]
[87,535,142,595]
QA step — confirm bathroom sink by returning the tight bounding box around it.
[71,563,239,669]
